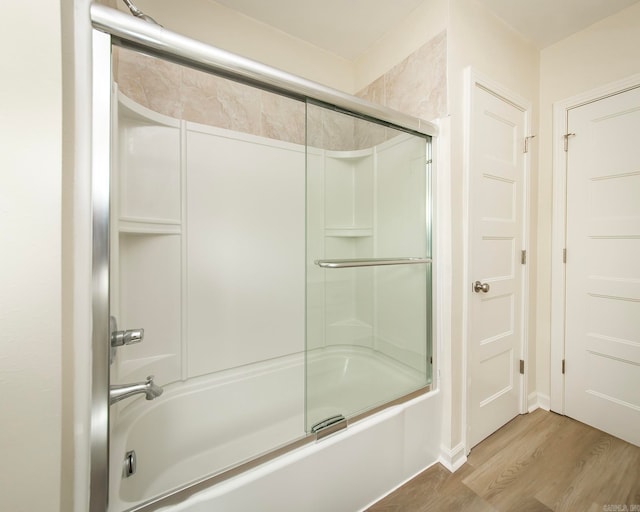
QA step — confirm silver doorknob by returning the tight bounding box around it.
[473,281,490,293]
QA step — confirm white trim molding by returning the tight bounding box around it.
[550,72,640,414]
[438,442,467,473]
[527,392,550,413]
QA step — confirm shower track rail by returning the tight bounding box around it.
[315,257,431,268]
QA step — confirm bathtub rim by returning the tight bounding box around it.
[117,384,433,512]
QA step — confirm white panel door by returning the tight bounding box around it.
[468,84,526,448]
[565,86,640,447]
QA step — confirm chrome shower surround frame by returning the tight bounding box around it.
[88,4,438,511]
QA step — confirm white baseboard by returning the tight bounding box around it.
[438,442,467,472]
[527,392,551,413]
[537,393,550,411]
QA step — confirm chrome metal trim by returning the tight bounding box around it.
[315,257,432,268]
[90,29,112,512]
[90,4,437,138]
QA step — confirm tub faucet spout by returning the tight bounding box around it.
[109,375,163,405]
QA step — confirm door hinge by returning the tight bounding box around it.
[563,132,575,152]
[519,359,525,374]
[563,248,567,263]
[521,250,527,265]
[562,359,566,374]
[524,135,536,154]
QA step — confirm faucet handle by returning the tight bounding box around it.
[111,328,144,347]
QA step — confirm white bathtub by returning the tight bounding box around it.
[109,347,441,512]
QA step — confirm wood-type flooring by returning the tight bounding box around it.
[367,409,640,512]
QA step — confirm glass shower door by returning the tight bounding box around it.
[305,101,432,433]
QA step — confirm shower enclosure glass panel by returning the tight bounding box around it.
[306,101,432,432]
[109,47,309,510]
[108,44,432,511]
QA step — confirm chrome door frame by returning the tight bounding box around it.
[90,28,112,512]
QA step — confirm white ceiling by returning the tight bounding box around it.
[475,0,640,49]
[214,0,640,58]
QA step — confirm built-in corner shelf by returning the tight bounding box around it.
[325,227,373,238]
[325,147,374,160]
[119,218,182,235]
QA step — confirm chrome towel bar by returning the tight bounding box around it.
[315,257,431,269]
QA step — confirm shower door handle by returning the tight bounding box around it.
[473,281,490,293]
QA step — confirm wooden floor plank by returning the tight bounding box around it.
[475,414,601,511]
[465,408,550,468]
[462,412,566,501]
[540,433,640,511]
[367,410,640,512]
[507,496,554,512]
[420,464,496,512]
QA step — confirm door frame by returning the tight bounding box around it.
[550,72,640,413]
[462,68,531,454]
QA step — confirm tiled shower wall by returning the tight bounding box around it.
[356,31,447,123]
[114,30,447,148]
[115,47,307,145]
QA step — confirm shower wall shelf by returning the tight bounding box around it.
[118,219,182,235]
[323,150,373,238]
[308,126,429,375]
[111,90,185,387]
[324,227,373,237]
[113,89,313,387]
[325,148,374,160]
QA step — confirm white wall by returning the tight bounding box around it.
[0,1,62,511]
[537,1,640,402]
[353,0,449,93]
[447,0,540,451]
